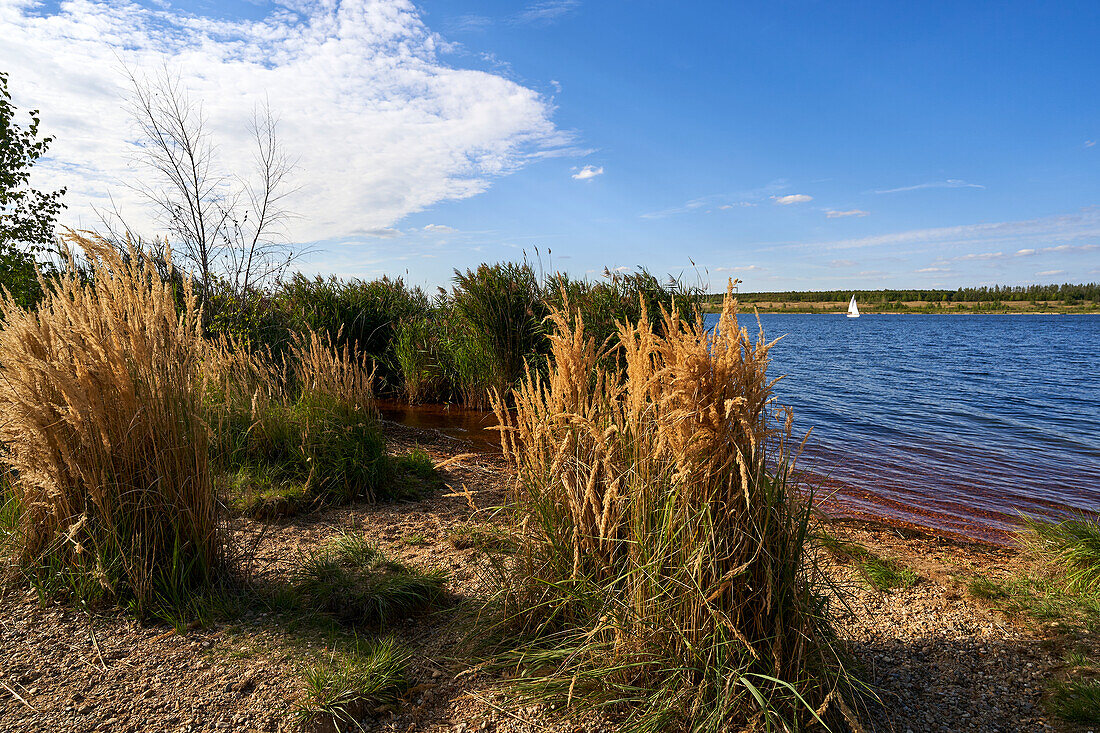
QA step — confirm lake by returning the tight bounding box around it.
[738,313,1100,543]
[381,313,1100,544]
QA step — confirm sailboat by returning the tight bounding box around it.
[847,295,860,318]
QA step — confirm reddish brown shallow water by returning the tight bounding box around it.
[378,400,1072,546]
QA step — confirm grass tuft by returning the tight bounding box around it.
[447,524,515,553]
[0,231,218,615]
[1020,514,1100,593]
[389,447,445,500]
[1046,678,1100,724]
[294,637,411,730]
[860,555,919,591]
[487,283,855,731]
[292,534,446,627]
[817,531,919,591]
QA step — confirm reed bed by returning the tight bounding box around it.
[0,231,218,612]
[491,285,850,731]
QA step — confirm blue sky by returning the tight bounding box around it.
[3,0,1099,291]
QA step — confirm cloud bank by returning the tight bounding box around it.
[0,0,569,243]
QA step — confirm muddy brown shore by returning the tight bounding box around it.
[0,421,1088,733]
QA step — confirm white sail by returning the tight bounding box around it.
[847,295,860,318]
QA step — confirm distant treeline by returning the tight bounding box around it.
[723,283,1100,304]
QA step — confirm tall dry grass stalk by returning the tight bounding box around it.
[493,283,849,731]
[288,327,376,412]
[0,231,218,610]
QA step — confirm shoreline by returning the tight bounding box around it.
[0,419,1076,733]
[705,308,1100,316]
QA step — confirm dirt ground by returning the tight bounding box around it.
[0,420,1091,733]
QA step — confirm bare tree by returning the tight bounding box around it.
[124,66,299,295]
[223,108,298,294]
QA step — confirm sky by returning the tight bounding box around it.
[2,0,1099,292]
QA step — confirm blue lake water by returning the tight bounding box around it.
[713,313,1100,542]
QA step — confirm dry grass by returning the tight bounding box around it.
[491,283,851,731]
[0,231,219,612]
[205,322,394,512]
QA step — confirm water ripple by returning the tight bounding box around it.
[727,313,1100,543]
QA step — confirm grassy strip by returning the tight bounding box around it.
[965,516,1100,726]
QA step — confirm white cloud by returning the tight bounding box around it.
[916,266,952,273]
[1086,140,1096,148]
[355,228,403,239]
[572,164,604,180]
[954,251,1005,261]
[773,194,813,205]
[825,209,868,218]
[1,0,568,244]
[713,265,761,273]
[1036,269,1067,276]
[422,224,456,233]
[514,1,581,25]
[718,202,755,209]
[778,210,1100,253]
[874,179,984,194]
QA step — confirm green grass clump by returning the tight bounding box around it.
[1020,514,1100,593]
[1046,678,1100,724]
[861,555,919,591]
[447,524,515,553]
[393,316,445,404]
[292,534,446,627]
[816,531,919,592]
[294,637,411,730]
[451,262,548,402]
[389,448,445,500]
[966,574,1100,629]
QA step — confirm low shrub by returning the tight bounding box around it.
[276,274,430,392]
[206,328,390,510]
